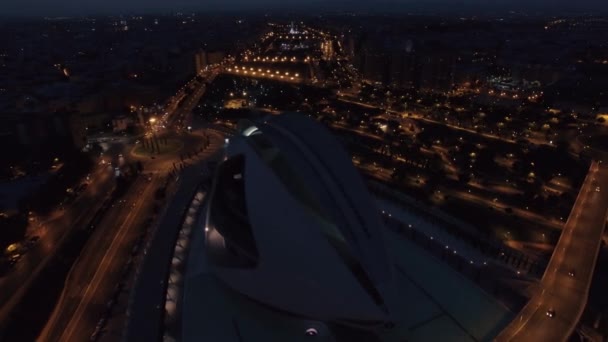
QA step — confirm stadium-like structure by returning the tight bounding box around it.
[204,113,399,325]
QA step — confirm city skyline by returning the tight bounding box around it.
[1,7,608,342]
[2,0,608,17]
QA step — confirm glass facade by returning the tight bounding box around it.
[208,155,259,268]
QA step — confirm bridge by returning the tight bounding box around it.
[496,161,608,341]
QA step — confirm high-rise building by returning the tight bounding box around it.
[361,50,389,84]
[419,51,454,91]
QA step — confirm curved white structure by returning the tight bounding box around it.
[204,113,396,324]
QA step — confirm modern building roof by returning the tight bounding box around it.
[204,112,394,323]
[179,113,512,341]
[183,191,513,342]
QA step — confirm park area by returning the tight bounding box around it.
[132,137,183,157]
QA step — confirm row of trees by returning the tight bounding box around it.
[18,151,94,216]
[140,135,170,153]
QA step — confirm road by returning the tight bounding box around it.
[496,161,608,341]
[127,129,223,173]
[166,68,219,131]
[125,158,219,342]
[337,96,550,147]
[38,174,161,342]
[447,188,563,231]
[38,117,224,341]
[0,162,114,333]
[0,64,221,340]
[224,68,305,84]
[354,151,563,232]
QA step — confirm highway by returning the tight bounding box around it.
[496,161,608,341]
[166,68,219,131]
[0,62,222,341]
[125,159,218,342]
[38,123,224,342]
[0,162,114,333]
[38,174,161,342]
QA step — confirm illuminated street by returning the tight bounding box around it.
[1,5,608,342]
[0,162,114,331]
[497,161,608,341]
[39,175,160,342]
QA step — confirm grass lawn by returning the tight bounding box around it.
[132,138,183,156]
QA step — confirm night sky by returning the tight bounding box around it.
[1,0,607,16]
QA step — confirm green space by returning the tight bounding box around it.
[132,138,183,157]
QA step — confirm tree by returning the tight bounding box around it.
[0,215,27,250]
[457,172,472,185]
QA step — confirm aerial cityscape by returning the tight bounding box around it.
[1,1,608,341]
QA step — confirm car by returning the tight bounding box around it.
[9,254,22,265]
[8,258,18,267]
[89,329,101,341]
[596,186,601,192]
[96,317,107,328]
[90,318,107,341]
[26,236,39,247]
[546,309,555,318]
[75,183,88,194]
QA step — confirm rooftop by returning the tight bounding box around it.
[180,200,512,342]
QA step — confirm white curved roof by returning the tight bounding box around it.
[257,113,391,285]
[205,113,395,322]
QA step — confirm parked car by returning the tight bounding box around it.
[26,236,40,247]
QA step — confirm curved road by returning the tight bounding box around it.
[496,161,608,341]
